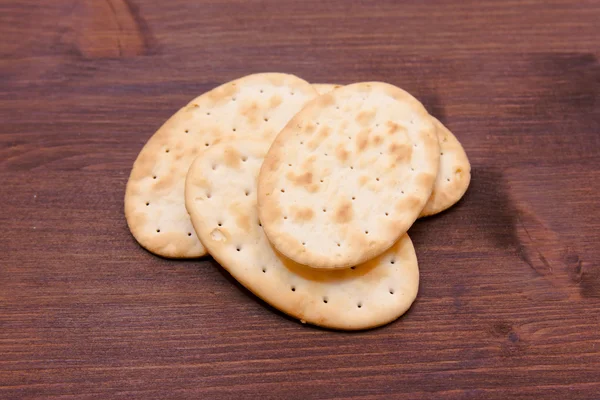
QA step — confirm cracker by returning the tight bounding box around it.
[420,117,471,217]
[312,83,343,95]
[185,140,419,330]
[125,73,318,258]
[257,82,440,269]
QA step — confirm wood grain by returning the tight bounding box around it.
[1,0,599,398]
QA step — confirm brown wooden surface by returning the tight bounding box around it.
[1,0,599,399]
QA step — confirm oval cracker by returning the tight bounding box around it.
[185,140,420,330]
[258,82,440,269]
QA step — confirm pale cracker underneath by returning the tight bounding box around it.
[258,82,440,269]
[185,140,420,330]
[124,73,318,258]
[312,83,471,217]
[420,117,471,217]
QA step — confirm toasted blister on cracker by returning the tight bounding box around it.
[257,82,440,269]
[420,117,471,217]
[124,73,318,258]
[185,140,419,330]
[312,83,343,95]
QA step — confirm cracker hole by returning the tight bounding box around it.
[320,179,324,183]
[153,176,157,179]
[260,89,264,93]
[145,202,150,206]
[165,149,170,153]
[350,166,354,170]
[284,216,288,220]
[391,259,395,264]
[401,190,404,194]
[236,246,241,252]
[376,177,380,181]
[185,129,189,133]
[291,286,296,292]
[205,143,210,147]
[324,153,328,156]
[316,121,320,126]
[212,164,217,170]
[232,97,237,101]
[242,156,248,162]
[232,128,237,132]
[336,106,340,110]
[441,152,444,156]
[156,229,160,233]
[385,212,389,216]
[245,190,250,196]
[337,243,341,247]
[323,297,328,304]
[218,222,222,227]
[264,117,269,122]
[447,178,451,182]
[357,302,363,308]
[188,232,192,236]
[300,141,304,145]
[410,167,415,172]
[352,196,356,201]
[258,221,262,227]
[365,230,369,235]
[281,189,285,193]
[288,163,292,167]
[389,289,395,295]
[207,193,212,199]
[262,267,267,273]
[302,242,306,246]
[322,208,327,212]
[351,266,356,270]
[376,123,380,127]
[290,92,295,96]
[206,112,211,116]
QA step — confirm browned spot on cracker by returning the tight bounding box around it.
[415,172,436,191]
[333,200,353,224]
[356,109,376,127]
[318,126,331,139]
[224,147,242,169]
[239,100,260,124]
[302,155,317,170]
[291,206,315,222]
[395,195,422,214]
[335,144,349,162]
[356,129,371,152]
[304,122,317,135]
[373,135,383,145]
[286,171,313,186]
[386,121,408,135]
[319,94,335,107]
[358,175,369,186]
[389,142,413,163]
[269,94,283,109]
[229,202,251,232]
[307,184,320,193]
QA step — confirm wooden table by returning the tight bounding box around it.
[1,1,599,398]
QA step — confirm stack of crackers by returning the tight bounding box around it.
[125,73,470,330]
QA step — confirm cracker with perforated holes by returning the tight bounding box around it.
[420,117,471,217]
[185,140,419,330]
[312,84,471,217]
[257,82,440,269]
[124,73,318,258]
